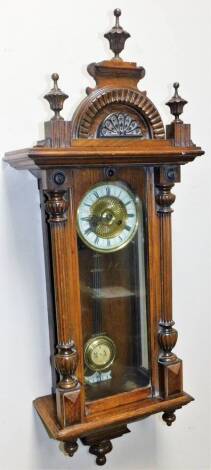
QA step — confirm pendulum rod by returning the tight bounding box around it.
[92,253,103,334]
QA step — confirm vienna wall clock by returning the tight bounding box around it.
[5,9,204,466]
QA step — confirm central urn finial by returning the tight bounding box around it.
[104,8,130,61]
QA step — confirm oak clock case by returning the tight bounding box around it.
[4,8,204,468]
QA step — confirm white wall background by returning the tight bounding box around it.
[0,1,211,469]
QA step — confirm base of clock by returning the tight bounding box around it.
[33,391,194,443]
[81,424,130,466]
[64,439,78,457]
[89,440,112,466]
[162,409,176,427]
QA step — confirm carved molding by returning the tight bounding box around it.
[45,190,69,223]
[71,88,165,139]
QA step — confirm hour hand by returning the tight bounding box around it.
[90,215,103,228]
[81,215,102,231]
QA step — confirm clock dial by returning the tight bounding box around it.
[77,182,138,252]
[84,335,116,372]
[90,343,111,366]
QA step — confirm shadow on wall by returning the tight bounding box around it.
[2,161,50,386]
[3,161,46,312]
[32,409,158,470]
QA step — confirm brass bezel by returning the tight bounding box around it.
[76,181,139,253]
[84,334,116,372]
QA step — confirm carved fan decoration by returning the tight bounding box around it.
[98,112,143,138]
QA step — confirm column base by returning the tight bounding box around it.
[159,358,183,399]
[56,383,81,428]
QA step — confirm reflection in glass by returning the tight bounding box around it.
[78,194,150,401]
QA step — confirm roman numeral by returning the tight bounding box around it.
[125,225,131,231]
[125,200,132,206]
[84,202,91,207]
[107,239,111,247]
[106,186,111,196]
[81,216,90,222]
[94,236,99,245]
[127,213,135,218]
[93,191,100,199]
[85,227,92,235]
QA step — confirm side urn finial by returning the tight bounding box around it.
[44,73,68,121]
[166,82,188,122]
[104,8,130,61]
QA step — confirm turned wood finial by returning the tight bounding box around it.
[89,440,112,466]
[162,410,176,427]
[54,340,78,389]
[45,190,69,223]
[114,8,121,26]
[52,72,59,89]
[64,440,79,458]
[44,73,68,121]
[104,8,130,61]
[166,82,188,122]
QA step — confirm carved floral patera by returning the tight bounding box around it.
[98,112,143,138]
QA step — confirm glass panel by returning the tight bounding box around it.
[77,183,150,401]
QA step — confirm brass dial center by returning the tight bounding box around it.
[101,210,114,224]
[90,196,127,238]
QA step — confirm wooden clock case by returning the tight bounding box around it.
[5,9,204,466]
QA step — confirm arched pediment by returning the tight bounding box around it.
[71,87,165,140]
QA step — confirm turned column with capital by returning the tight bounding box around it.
[154,83,191,427]
[39,76,84,445]
[155,165,183,426]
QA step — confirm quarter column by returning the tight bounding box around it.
[41,169,84,443]
[155,165,182,426]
